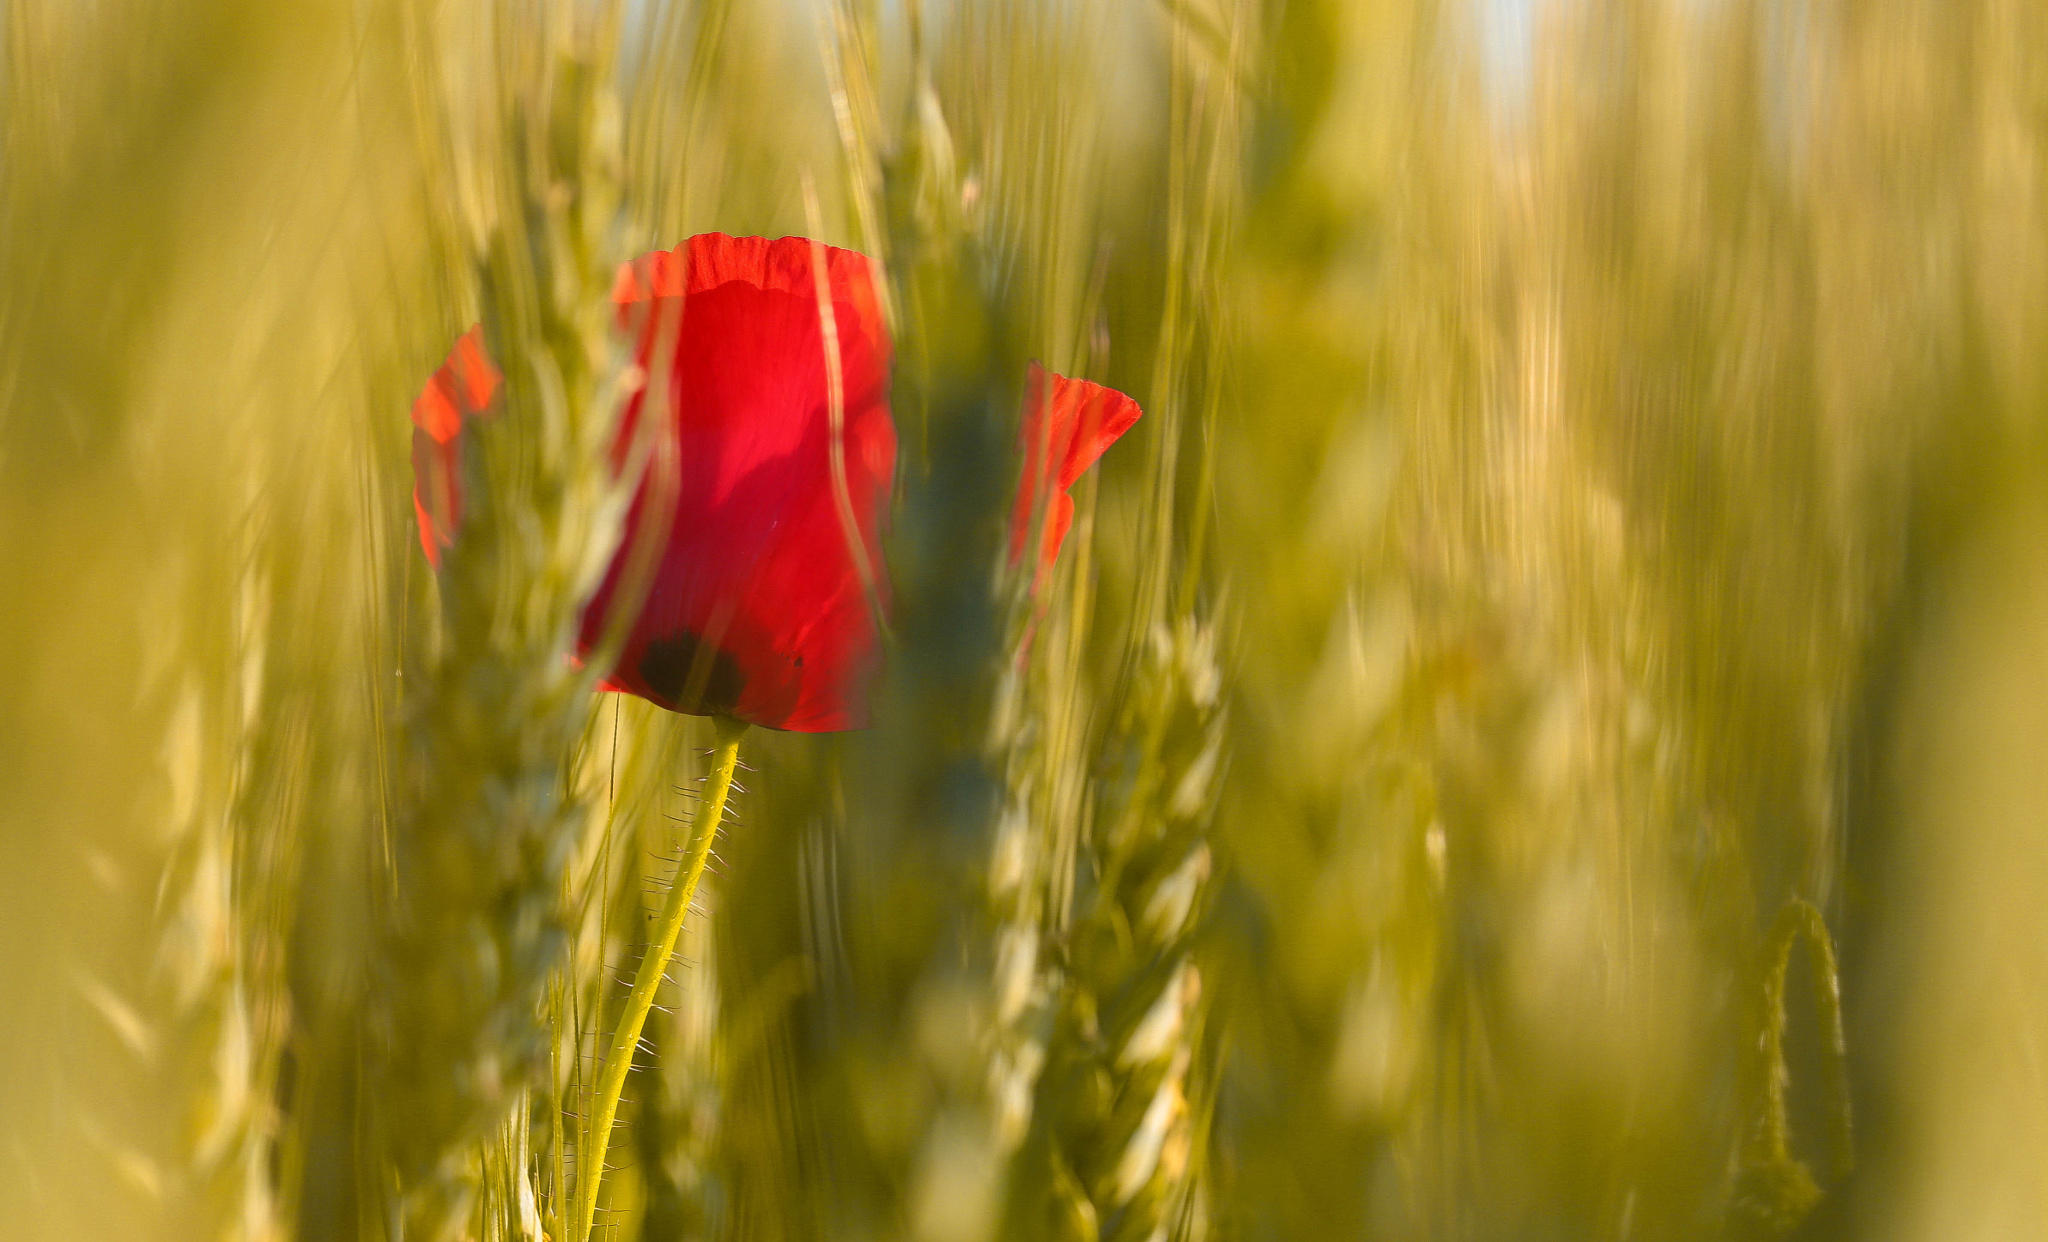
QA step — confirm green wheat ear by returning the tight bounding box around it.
[1017,617,1226,1242]
[370,18,635,1239]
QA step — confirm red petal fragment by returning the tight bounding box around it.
[409,325,502,565]
[1007,360,1143,572]
[410,325,499,442]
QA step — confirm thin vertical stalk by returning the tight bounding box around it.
[572,717,746,1242]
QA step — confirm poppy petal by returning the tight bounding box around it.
[1007,360,1143,572]
[409,325,501,566]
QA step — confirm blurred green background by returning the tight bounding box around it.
[3,1,2046,1239]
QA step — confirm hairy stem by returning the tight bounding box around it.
[573,716,745,1242]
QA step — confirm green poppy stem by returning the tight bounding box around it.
[573,716,746,1242]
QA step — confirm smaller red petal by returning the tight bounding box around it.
[1008,361,1142,572]
[1052,376,1142,492]
[411,325,500,442]
[409,325,502,564]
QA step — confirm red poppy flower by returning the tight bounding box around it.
[1007,360,1143,576]
[410,233,896,733]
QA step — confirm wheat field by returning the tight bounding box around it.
[3,1,2047,1240]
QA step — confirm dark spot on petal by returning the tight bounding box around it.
[638,630,747,717]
